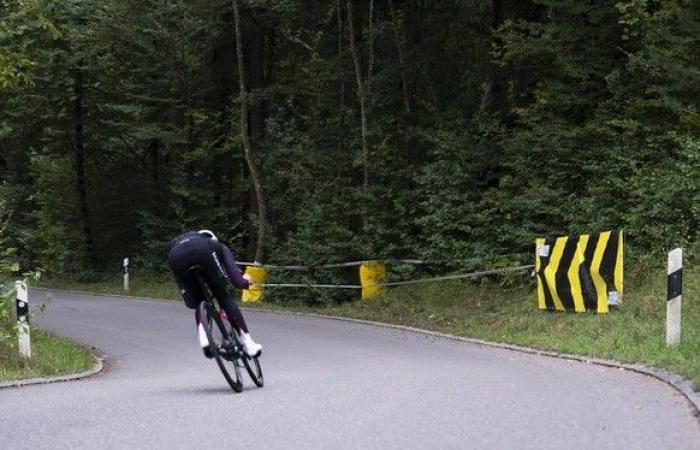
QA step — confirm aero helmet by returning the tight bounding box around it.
[198,229,218,241]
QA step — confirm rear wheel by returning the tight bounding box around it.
[198,301,243,392]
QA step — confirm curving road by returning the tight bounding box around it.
[1,290,698,449]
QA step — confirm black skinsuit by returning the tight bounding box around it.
[167,231,251,333]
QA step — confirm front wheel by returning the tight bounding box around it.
[198,301,243,392]
[243,354,264,387]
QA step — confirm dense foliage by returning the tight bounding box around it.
[1,0,698,280]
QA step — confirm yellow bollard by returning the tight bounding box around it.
[241,265,267,303]
[360,261,386,300]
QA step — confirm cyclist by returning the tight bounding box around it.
[167,229,262,357]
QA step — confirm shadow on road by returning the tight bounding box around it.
[164,384,263,396]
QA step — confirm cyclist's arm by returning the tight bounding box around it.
[220,245,251,289]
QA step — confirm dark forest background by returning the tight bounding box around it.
[1,0,698,280]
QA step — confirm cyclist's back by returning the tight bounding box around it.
[169,230,217,273]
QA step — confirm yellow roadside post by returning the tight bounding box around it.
[242,265,267,303]
[360,261,386,300]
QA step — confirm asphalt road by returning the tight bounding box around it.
[1,290,698,450]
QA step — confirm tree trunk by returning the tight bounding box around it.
[233,0,266,263]
[337,0,345,118]
[337,0,346,181]
[148,139,161,207]
[338,0,345,109]
[367,0,375,87]
[387,0,411,114]
[488,0,507,118]
[245,21,266,143]
[346,0,370,191]
[73,67,98,266]
[0,141,6,173]
[173,51,194,217]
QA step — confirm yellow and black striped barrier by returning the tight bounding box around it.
[535,230,623,313]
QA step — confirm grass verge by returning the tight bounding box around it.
[0,328,96,383]
[41,264,699,389]
[1,280,97,383]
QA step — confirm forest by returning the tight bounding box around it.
[1,0,698,285]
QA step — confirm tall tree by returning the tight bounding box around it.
[1,0,697,283]
[346,0,372,191]
[387,0,410,115]
[72,61,98,265]
[233,0,267,262]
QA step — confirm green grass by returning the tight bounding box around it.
[41,265,699,389]
[43,274,179,300]
[0,328,96,382]
[298,274,700,390]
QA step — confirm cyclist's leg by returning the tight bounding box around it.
[178,272,216,356]
[191,245,250,334]
[206,276,249,334]
[172,275,201,309]
[168,240,221,358]
[207,277,261,356]
[166,267,213,356]
[168,243,205,310]
[179,274,206,326]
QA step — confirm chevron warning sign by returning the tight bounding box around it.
[535,230,624,313]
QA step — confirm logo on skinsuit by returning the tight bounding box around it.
[212,252,226,278]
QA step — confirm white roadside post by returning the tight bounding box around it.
[123,257,129,292]
[15,280,31,359]
[666,248,682,347]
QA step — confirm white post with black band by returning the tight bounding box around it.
[123,257,129,292]
[15,280,31,359]
[666,248,682,347]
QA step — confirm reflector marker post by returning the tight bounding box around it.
[123,257,129,292]
[16,281,31,359]
[666,248,682,347]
